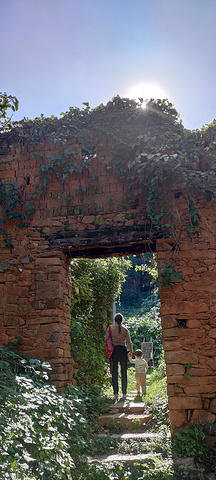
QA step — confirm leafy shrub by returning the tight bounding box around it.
[145,354,169,427]
[120,287,162,367]
[172,424,214,460]
[0,347,112,480]
[65,383,111,429]
[0,345,51,402]
[119,253,158,306]
[70,257,131,386]
[0,380,78,479]
[148,352,166,384]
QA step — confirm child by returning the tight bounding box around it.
[128,349,148,396]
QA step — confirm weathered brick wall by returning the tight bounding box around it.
[157,190,216,434]
[0,139,152,391]
[0,138,216,436]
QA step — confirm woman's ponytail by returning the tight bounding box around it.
[115,313,123,333]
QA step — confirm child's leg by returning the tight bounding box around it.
[135,373,141,394]
[140,373,146,395]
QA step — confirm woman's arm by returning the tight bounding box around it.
[128,354,135,364]
[125,328,133,354]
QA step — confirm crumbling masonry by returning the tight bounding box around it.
[0,126,216,437]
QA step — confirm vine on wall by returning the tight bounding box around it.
[1,95,216,262]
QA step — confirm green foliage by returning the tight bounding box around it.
[0,92,35,247]
[148,353,167,385]
[174,464,206,480]
[78,457,174,480]
[0,346,112,480]
[65,383,111,431]
[120,254,158,306]
[183,363,192,379]
[159,264,184,289]
[145,355,169,427]
[0,345,215,480]
[0,345,51,402]
[0,381,76,479]
[0,92,19,132]
[142,253,158,281]
[120,287,163,367]
[70,257,131,386]
[2,93,216,255]
[0,180,36,248]
[172,424,214,460]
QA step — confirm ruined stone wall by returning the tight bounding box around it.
[0,139,151,390]
[0,138,216,436]
[157,190,216,435]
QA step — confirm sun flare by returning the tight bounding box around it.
[127,83,168,107]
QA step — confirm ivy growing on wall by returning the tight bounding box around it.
[70,257,131,386]
[1,94,216,262]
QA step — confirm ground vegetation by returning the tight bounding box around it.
[0,344,215,479]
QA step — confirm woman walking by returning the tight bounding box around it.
[105,313,133,400]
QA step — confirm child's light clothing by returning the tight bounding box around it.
[129,357,148,394]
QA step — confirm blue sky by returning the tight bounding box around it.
[1,0,216,129]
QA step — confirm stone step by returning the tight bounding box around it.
[89,452,161,464]
[96,431,164,440]
[98,412,152,428]
[109,401,145,414]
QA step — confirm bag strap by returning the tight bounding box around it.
[109,325,112,338]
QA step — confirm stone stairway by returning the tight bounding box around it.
[98,397,153,429]
[88,393,169,467]
[86,394,212,479]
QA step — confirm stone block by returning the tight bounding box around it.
[210,399,216,413]
[182,375,216,385]
[34,273,47,281]
[23,348,64,359]
[184,385,216,395]
[4,317,19,326]
[209,328,216,338]
[166,364,185,376]
[163,340,182,351]
[169,409,187,428]
[169,396,202,410]
[7,295,18,303]
[36,281,63,300]
[0,261,13,272]
[167,384,184,396]
[191,409,215,424]
[6,304,18,312]
[47,273,62,281]
[175,292,189,301]
[18,305,31,312]
[0,333,8,344]
[33,300,45,310]
[8,286,27,296]
[203,399,210,410]
[206,359,216,370]
[39,323,60,335]
[45,299,61,308]
[187,320,201,328]
[161,301,209,315]
[162,328,181,339]
[161,316,178,328]
[165,351,198,365]
[35,257,63,267]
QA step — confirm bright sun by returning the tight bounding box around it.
[126,82,168,106]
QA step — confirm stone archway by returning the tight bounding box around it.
[1,98,216,434]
